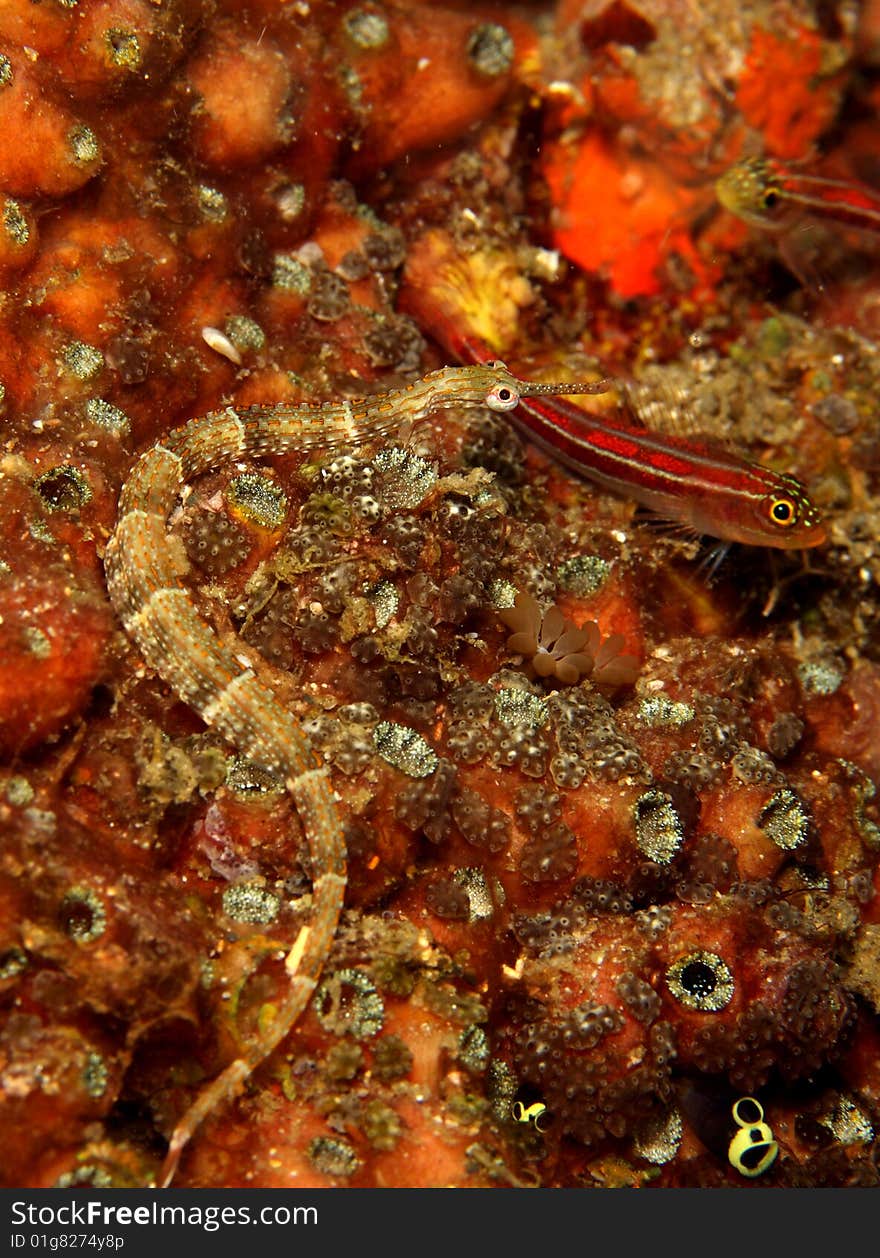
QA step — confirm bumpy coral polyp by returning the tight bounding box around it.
[699,784,795,881]
[185,28,304,169]
[341,7,522,175]
[0,571,111,756]
[0,53,102,198]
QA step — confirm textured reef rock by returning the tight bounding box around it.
[0,0,879,1188]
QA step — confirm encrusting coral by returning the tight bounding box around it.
[0,0,879,1191]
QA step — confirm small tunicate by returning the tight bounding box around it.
[798,657,845,696]
[373,721,438,778]
[2,198,29,245]
[466,23,515,77]
[86,398,130,434]
[60,887,107,943]
[488,578,518,608]
[372,447,437,509]
[6,776,34,806]
[818,1095,874,1145]
[105,28,141,69]
[227,473,288,528]
[62,340,104,380]
[24,627,50,659]
[343,9,390,49]
[666,950,734,1011]
[458,1024,490,1073]
[82,1051,109,1098]
[487,1058,518,1123]
[272,253,311,292]
[196,184,228,221]
[636,696,695,728]
[634,788,683,864]
[225,757,283,796]
[316,968,384,1039]
[758,788,809,850]
[493,688,548,730]
[224,315,265,352]
[364,579,398,628]
[556,554,610,596]
[308,1136,360,1178]
[275,181,305,221]
[35,465,93,512]
[68,124,100,166]
[453,866,494,921]
[633,1108,683,1164]
[221,881,279,925]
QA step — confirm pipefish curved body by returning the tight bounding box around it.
[104,362,610,1185]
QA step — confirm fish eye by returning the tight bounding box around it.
[486,384,519,411]
[762,186,780,209]
[769,495,798,527]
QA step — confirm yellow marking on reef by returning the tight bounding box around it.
[728,1097,778,1178]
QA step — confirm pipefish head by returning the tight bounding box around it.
[716,157,788,230]
[476,360,613,412]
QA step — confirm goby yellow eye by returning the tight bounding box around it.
[769,496,797,527]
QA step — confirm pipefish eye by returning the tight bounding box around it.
[485,383,520,411]
[768,495,799,527]
[761,185,781,210]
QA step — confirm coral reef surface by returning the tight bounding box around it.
[1,0,879,1188]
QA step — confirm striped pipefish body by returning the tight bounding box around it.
[104,362,609,1185]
